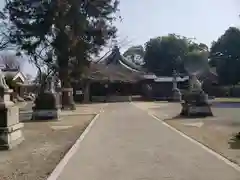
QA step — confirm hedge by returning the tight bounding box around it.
[203,85,240,97]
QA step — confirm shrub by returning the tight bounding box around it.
[230,85,240,97]
[203,85,230,97]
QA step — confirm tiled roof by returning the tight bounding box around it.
[87,46,145,82]
[1,69,27,83]
[87,63,144,82]
[98,46,144,72]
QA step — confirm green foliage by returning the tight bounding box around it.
[229,85,240,97]
[204,85,240,97]
[5,0,120,87]
[0,11,9,51]
[210,27,240,85]
[188,42,208,52]
[143,34,208,76]
[184,50,209,74]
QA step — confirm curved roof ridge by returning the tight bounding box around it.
[98,46,144,73]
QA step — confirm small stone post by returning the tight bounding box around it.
[61,87,76,110]
[0,69,24,150]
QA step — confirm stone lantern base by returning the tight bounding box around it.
[0,89,24,150]
[32,91,61,120]
[180,91,213,117]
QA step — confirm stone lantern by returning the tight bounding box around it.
[32,75,61,120]
[0,69,24,150]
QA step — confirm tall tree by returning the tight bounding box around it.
[209,27,240,85]
[188,42,208,52]
[184,50,209,75]
[5,0,120,86]
[0,11,9,51]
[143,34,209,76]
[143,34,189,76]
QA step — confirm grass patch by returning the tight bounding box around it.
[214,98,240,103]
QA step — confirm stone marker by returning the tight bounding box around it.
[0,69,24,150]
[32,75,61,120]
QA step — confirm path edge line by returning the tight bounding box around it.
[151,113,240,172]
[47,111,102,180]
[131,102,240,172]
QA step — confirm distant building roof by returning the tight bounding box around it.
[2,68,27,83]
[154,76,189,82]
[87,46,146,82]
[87,63,144,82]
[98,46,144,72]
[87,46,192,83]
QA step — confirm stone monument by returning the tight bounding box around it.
[180,72,213,117]
[61,86,76,110]
[32,75,61,120]
[0,69,24,150]
[171,70,182,102]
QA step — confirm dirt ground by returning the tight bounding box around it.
[133,101,240,166]
[0,114,95,180]
[165,116,240,165]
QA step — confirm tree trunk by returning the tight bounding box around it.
[83,80,90,103]
[59,63,75,110]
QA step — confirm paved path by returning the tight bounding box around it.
[56,103,240,180]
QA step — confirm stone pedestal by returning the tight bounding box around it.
[181,91,213,117]
[0,89,24,150]
[32,92,61,120]
[61,88,76,110]
[181,103,212,117]
[32,76,62,120]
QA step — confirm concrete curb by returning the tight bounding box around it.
[20,110,99,116]
[130,102,240,173]
[47,111,102,180]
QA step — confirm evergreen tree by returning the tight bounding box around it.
[5,0,120,87]
[210,27,240,85]
[0,11,9,51]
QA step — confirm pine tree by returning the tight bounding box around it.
[5,0,120,86]
[0,11,9,50]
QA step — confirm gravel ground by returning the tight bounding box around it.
[0,114,94,180]
[132,101,240,165]
[165,118,240,165]
[143,102,240,166]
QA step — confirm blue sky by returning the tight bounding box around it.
[115,0,240,47]
[1,0,240,77]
